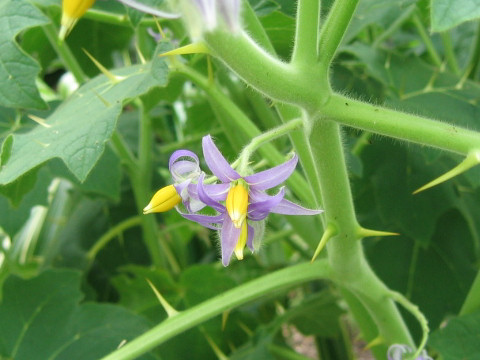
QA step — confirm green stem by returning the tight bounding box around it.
[310,120,413,352]
[318,0,360,81]
[412,13,442,68]
[372,5,415,47]
[441,32,461,75]
[173,65,314,206]
[268,344,314,360]
[42,23,87,84]
[323,94,480,156]
[466,21,480,80]
[101,260,332,360]
[110,131,138,173]
[204,32,325,109]
[291,0,321,66]
[87,216,142,261]
[237,118,303,173]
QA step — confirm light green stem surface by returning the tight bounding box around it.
[101,260,331,360]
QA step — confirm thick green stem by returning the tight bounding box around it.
[323,94,480,155]
[204,32,325,109]
[101,260,332,360]
[291,0,321,66]
[42,23,87,84]
[87,216,142,261]
[318,0,359,81]
[310,120,413,352]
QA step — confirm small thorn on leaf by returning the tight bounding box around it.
[28,114,51,128]
[83,49,125,83]
[413,150,480,194]
[159,43,209,57]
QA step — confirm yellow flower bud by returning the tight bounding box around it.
[143,185,182,214]
[225,180,249,228]
[234,220,248,260]
[59,0,96,39]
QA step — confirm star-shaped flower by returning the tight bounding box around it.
[180,135,322,266]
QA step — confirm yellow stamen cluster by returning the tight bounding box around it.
[143,185,181,214]
[226,180,249,260]
[60,0,96,39]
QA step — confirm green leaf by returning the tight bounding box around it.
[431,0,480,32]
[429,310,480,359]
[0,0,49,109]
[345,0,417,43]
[289,292,344,337]
[0,135,13,167]
[0,56,169,185]
[0,269,155,360]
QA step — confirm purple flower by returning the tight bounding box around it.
[180,135,322,266]
[180,0,241,38]
[387,345,432,360]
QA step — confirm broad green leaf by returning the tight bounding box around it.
[0,55,169,185]
[429,310,480,359]
[49,146,122,201]
[289,292,344,337]
[111,265,180,322]
[0,269,155,360]
[0,168,50,238]
[431,0,480,32]
[365,207,476,331]
[248,0,280,17]
[0,0,49,109]
[345,0,417,43]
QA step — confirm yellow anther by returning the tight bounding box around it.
[234,220,248,260]
[226,180,249,228]
[60,0,96,40]
[143,185,181,214]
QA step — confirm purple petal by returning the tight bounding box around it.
[220,216,241,266]
[173,179,191,200]
[247,223,254,251]
[248,188,286,221]
[244,154,298,190]
[197,173,226,212]
[217,0,241,32]
[202,135,240,182]
[178,210,224,230]
[270,199,323,216]
[169,150,201,182]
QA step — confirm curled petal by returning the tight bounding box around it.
[270,199,323,216]
[220,216,242,266]
[202,135,240,182]
[244,154,298,190]
[169,150,201,183]
[197,173,226,212]
[248,187,286,221]
[189,182,229,202]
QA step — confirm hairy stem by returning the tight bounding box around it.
[291,0,321,66]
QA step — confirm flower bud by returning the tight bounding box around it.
[226,179,248,228]
[59,0,96,39]
[143,185,182,214]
